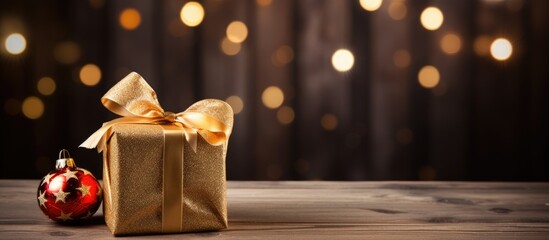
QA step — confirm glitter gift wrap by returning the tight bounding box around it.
[81,72,233,235]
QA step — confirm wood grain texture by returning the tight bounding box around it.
[1,180,548,239]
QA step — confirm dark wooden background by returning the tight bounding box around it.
[1,0,548,181]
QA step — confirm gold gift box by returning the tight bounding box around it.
[81,72,233,235]
[102,123,229,235]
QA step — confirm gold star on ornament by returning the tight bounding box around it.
[57,211,73,221]
[84,211,93,219]
[53,189,70,203]
[37,190,47,207]
[77,183,91,197]
[41,173,54,186]
[63,170,79,181]
[79,168,94,177]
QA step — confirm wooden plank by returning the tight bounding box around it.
[1,180,548,239]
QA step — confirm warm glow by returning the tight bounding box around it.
[272,45,294,66]
[37,77,56,96]
[53,41,80,64]
[331,49,355,72]
[79,64,102,86]
[440,33,462,55]
[119,8,141,30]
[277,106,295,125]
[388,0,407,20]
[474,35,491,56]
[256,0,273,7]
[22,96,44,120]
[262,86,284,109]
[321,114,338,131]
[226,21,248,43]
[418,65,440,89]
[490,38,513,61]
[220,37,241,56]
[4,33,26,55]
[359,0,383,12]
[393,49,411,68]
[420,7,444,31]
[226,95,244,114]
[180,1,205,27]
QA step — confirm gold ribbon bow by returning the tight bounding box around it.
[79,72,232,152]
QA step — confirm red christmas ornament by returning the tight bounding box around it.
[37,149,102,222]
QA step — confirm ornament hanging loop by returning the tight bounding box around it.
[56,149,77,169]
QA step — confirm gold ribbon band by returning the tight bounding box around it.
[161,125,184,233]
[80,72,233,233]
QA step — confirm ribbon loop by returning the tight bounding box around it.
[80,72,233,152]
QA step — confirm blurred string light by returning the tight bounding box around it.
[320,114,338,131]
[180,1,205,27]
[359,0,383,12]
[256,0,273,7]
[79,64,102,86]
[4,99,21,115]
[277,106,295,125]
[420,7,444,31]
[393,49,411,68]
[474,35,491,56]
[225,95,244,114]
[119,8,141,30]
[271,45,294,67]
[53,41,80,64]
[4,33,26,55]
[440,33,462,55]
[37,77,56,96]
[331,49,355,72]
[490,38,513,61]
[22,96,44,119]
[88,0,105,8]
[262,86,284,109]
[220,37,241,56]
[388,0,407,20]
[226,21,248,43]
[418,65,440,89]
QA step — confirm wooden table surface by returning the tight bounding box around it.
[1,180,548,239]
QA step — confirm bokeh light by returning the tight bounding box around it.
[4,33,26,55]
[37,77,56,96]
[226,95,244,114]
[321,114,338,131]
[220,37,241,56]
[53,41,80,64]
[79,64,102,86]
[490,38,513,61]
[418,65,440,89]
[440,33,462,55]
[272,45,294,66]
[474,35,491,56]
[359,0,383,12]
[393,49,411,68]
[262,86,284,109]
[226,21,248,43]
[331,49,355,72]
[388,0,407,20]
[119,8,141,30]
[180,1,205,27]
[420,7,444,31]
[256,0,273,7]
[277,106,295,125]
[4,99,21,115]
[22,96,44,120]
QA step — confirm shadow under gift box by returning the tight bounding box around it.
[103,122,229,235]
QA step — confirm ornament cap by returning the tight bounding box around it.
[56,149,77,169]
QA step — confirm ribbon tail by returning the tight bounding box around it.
[183,127,198,152]
[80,116,152,152]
